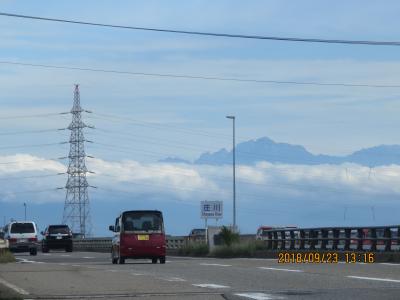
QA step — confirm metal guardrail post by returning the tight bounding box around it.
[289,231,295,250]
[398,227,400,248]
[309,230,315,250]
[299,230,305,250]
[266,232,272,250]
[371,228,377,251]
[357,228,363,251]
[272,231,278,250]
[321,229,328,250]
[333,229,339,250]
[280,230,286,250]
[384,227,391,252]
[344,229,351,251]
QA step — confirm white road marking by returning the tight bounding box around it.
[235,292,285,300]
[131,273,144,276]
[60,255,70,257]
[71,264,81,267]
[42,253,51,256]
[380,263,400,266]
[82,256,95,259]
[16,258,43,264]
[108,270,118,272]
[193,283,230,289]
[160,277,187,282]
[59,263,67,266]
[200,263,232,267]
[0,277,30,295]
[258,267,303,273]
[347,276,400,283]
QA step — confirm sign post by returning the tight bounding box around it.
[201,201,223,245]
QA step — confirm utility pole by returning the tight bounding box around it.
[23,203,26,220]
[226,116,236,231]
[62,85,92,237]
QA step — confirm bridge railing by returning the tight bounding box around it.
[260,225,400,251]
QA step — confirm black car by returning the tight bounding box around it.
[41,225,73,252]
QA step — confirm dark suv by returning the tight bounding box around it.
[41,225,73,252]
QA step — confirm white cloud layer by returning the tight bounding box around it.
[1,154,400,206]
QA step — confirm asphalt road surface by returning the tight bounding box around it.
[1,251,400,299]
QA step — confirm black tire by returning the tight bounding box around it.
[42,246,49,253]
[30,248,37,256]
[152,258,157,264]
[159,256,166,264]
[66,245,73,252]
[118,256,125,264]
[111,248,117,264]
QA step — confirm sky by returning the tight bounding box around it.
[1,1,400,236]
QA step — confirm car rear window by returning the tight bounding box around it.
[48,226,70,234]
[10,223,35,233]
[122,212,163,232]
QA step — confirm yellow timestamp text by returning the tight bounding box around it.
[278,252,375,264]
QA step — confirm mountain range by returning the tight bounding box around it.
[160,137,400,167]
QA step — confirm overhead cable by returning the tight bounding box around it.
[1,12,400,46]
[1,61,400,89]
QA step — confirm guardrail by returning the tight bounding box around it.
[73,237,111,252]
[72,236,188,252]
[260,225,400,251]
[166,236,186,249]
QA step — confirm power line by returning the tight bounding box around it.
[0,128,63,136]
[0,112,66,120]
[1,188,61,195]
[0,142,64,150]
[1,61,400,89]
[0,157,64,166]
[0,173,63,181]
[90,113,231,139]
[1,12,400,46]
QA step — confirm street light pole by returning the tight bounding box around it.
[23,203,26,221]
[226,116,236,230]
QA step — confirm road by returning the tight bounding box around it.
[0,251,400,299]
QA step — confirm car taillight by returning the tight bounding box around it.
[28,237,38,242]
[8,238,17,243]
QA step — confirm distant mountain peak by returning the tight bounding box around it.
[162,136,400,167]
[158,157,191,164]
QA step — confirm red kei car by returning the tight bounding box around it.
[109,210,166,264]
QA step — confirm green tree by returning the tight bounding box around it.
[219,226,239,246]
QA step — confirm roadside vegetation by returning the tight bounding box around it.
[212,227,266,257]
[0,250,15,264]
[178,242,209,256]
[178,226,268,258]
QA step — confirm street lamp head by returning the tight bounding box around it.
[226,115,235,119]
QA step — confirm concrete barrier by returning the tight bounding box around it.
[0,238,9,254]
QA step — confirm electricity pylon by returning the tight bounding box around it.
[62,84,92,237]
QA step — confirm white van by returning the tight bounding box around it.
[3,221,38,255]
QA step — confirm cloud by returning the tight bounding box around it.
[1,154,399,206]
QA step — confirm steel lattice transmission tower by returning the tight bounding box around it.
[62,84,92,237]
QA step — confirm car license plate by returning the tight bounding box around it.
[137,235,149,241]
[19,239,28,243]
[56,236,62,239]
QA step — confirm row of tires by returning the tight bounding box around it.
[111,247,166,265]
